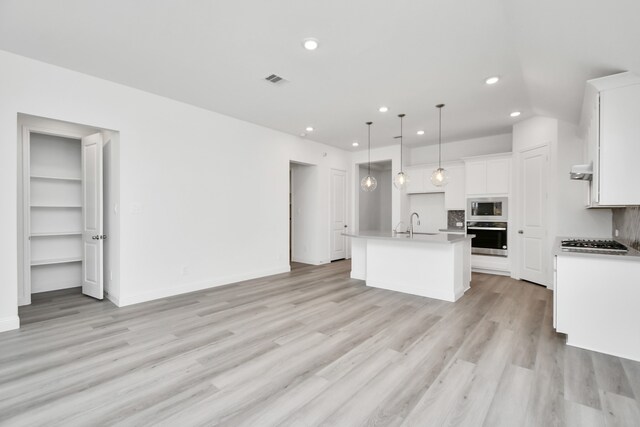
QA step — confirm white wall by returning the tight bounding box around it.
[409,133,512,165]
[407,193,447,232]
[351,145,404,237]
[512,116,612,287]
[556,121,612,237]
[0,50,350,330]
[358,164,392,232]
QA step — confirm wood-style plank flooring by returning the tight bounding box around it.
[1,260,639,426]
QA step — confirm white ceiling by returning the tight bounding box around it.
[1,0,639,150]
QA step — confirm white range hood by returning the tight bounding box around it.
[569,163,593,180]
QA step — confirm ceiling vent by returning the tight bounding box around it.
[265,74,287,84]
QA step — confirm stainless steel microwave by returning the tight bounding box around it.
[467,197,508,222]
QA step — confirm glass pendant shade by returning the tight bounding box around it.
[393,171,409,190]
[394,113,409,191]
[361,121,377,192]
[430,167,449,186]
[361,175,378,191]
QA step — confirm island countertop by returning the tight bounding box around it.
[343,231,474,244]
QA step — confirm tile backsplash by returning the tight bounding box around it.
[613,206,640,251]
[447,210,465,229]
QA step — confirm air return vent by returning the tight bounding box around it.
[265,74,287,84]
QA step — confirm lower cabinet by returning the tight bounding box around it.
[555,253,640,361]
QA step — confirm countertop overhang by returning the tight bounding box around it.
[343,231,474,244]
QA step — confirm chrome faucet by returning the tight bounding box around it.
[409,212,421,237]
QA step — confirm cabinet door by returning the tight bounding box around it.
[404,167,425,193]
[444,166,465,210]
[465,161,486,195]
[486,158,510,194]
[599,84,640,205]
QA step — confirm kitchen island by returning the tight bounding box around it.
[344,231,473,302]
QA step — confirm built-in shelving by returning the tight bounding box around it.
[31,231,82,237]
[31,205,82,208]
[31,257,82,267]
[30,174,81,182]
[27,132,84,296]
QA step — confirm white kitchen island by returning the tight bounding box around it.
[344,231,473,302]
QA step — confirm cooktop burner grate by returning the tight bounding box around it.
[561,239,628,253]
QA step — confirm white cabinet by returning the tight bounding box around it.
[464,154,511,196]
[405,165,444,194]
[404,166,427,194]
[582,72,640,206]
[555,253,640,361]
[444,165,465,210]
[405,163,464,211]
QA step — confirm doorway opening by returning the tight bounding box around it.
[289,161,318,266]
[357,160,392,232]
[17,114,120,311]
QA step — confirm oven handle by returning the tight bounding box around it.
[467,226,507,231]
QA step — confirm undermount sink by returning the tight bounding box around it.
[395,231,439,236]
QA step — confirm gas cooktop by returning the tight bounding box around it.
[561,239,628,254]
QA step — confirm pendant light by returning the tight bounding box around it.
[430,104,449,187]
[360,121,377,192]
[393,113,409,190]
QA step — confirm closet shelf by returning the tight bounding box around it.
[31,231,82,237]
[31,205,82,208]
[30,175,81,182]
[31,257,82,266]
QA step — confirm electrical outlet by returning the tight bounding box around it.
[615,229,619,237]
[456,222,463,227]
[109,270,113,281]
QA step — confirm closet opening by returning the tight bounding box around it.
[17,114,120,311]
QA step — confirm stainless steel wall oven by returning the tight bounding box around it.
[467,221,508,257]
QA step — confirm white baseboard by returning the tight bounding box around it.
[117,265,291,307]
[291,257,325,266]
[472,267,511,276]
[0,315,20,333]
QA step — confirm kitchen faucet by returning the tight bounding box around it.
[409,212,421,237]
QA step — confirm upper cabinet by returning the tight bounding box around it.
[444,165,465,210]
[404,162,465,210]
[464,154,512,196]
[581,72,640,206]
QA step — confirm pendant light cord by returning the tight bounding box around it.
[366,122,372,175]
[399,114,404,172]
[436,104,445,169]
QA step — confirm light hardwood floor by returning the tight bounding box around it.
[1,261,639,426]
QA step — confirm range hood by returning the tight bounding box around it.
[569,163,593,180]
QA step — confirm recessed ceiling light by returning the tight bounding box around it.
[417,130,425,135]
[305,126,314,132]
[302,38,319,50]
[378,106,389,113]
[485,76,500,85]
[352,141,359,147]
[510,111,521,117]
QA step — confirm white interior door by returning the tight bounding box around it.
[518,146,548,286]
[82,133,104,299]
[331,169,347,261]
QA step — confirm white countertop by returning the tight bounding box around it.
[553,237,640,262]
[343,231,473,244]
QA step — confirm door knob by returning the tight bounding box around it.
[518,230,524,234]
[344,225,348,228]
[92,235,100,240]
[101,235,108,240]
